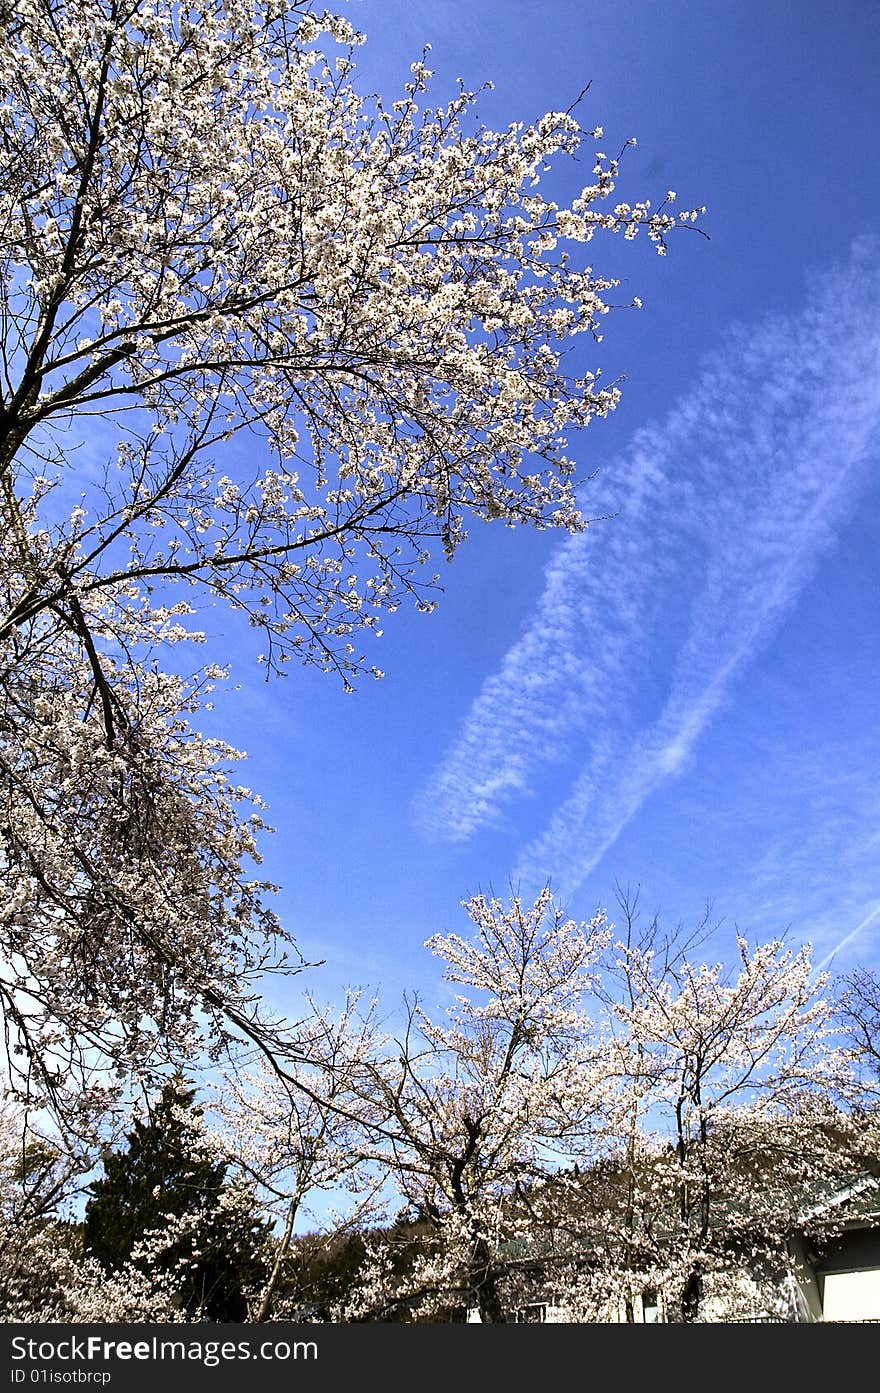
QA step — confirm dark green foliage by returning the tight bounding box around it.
[283,1218,459,1322]
[84,1082,269,1321]
[280,1229,370,1319]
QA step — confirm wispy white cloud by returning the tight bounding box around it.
[816,904,880,973]
[414,238,880,901]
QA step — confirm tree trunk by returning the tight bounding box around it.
[680,1267,702,1323]
[253,1197,298,1324]
[470,1236,506,1323]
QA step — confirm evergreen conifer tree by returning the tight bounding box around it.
[84,1083,268,1320]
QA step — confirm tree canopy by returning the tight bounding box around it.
[0,0,704,1124]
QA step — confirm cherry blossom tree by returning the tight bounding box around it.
[0,570,302,1132]
[0,0,705,1123]
[0,1092,178,1321]
[207,993,387,1321]
[0,1094,80,1315]
[555,915,875,1322]
[0,0,704,681]
[0,1097,211,1320]
[338,888,614,1323]
[835,968,880,1096]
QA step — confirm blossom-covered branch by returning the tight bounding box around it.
[0,0,704,683]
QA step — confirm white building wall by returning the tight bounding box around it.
[821,1269,880,1322]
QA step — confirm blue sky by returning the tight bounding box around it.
[203,0,880,1013]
